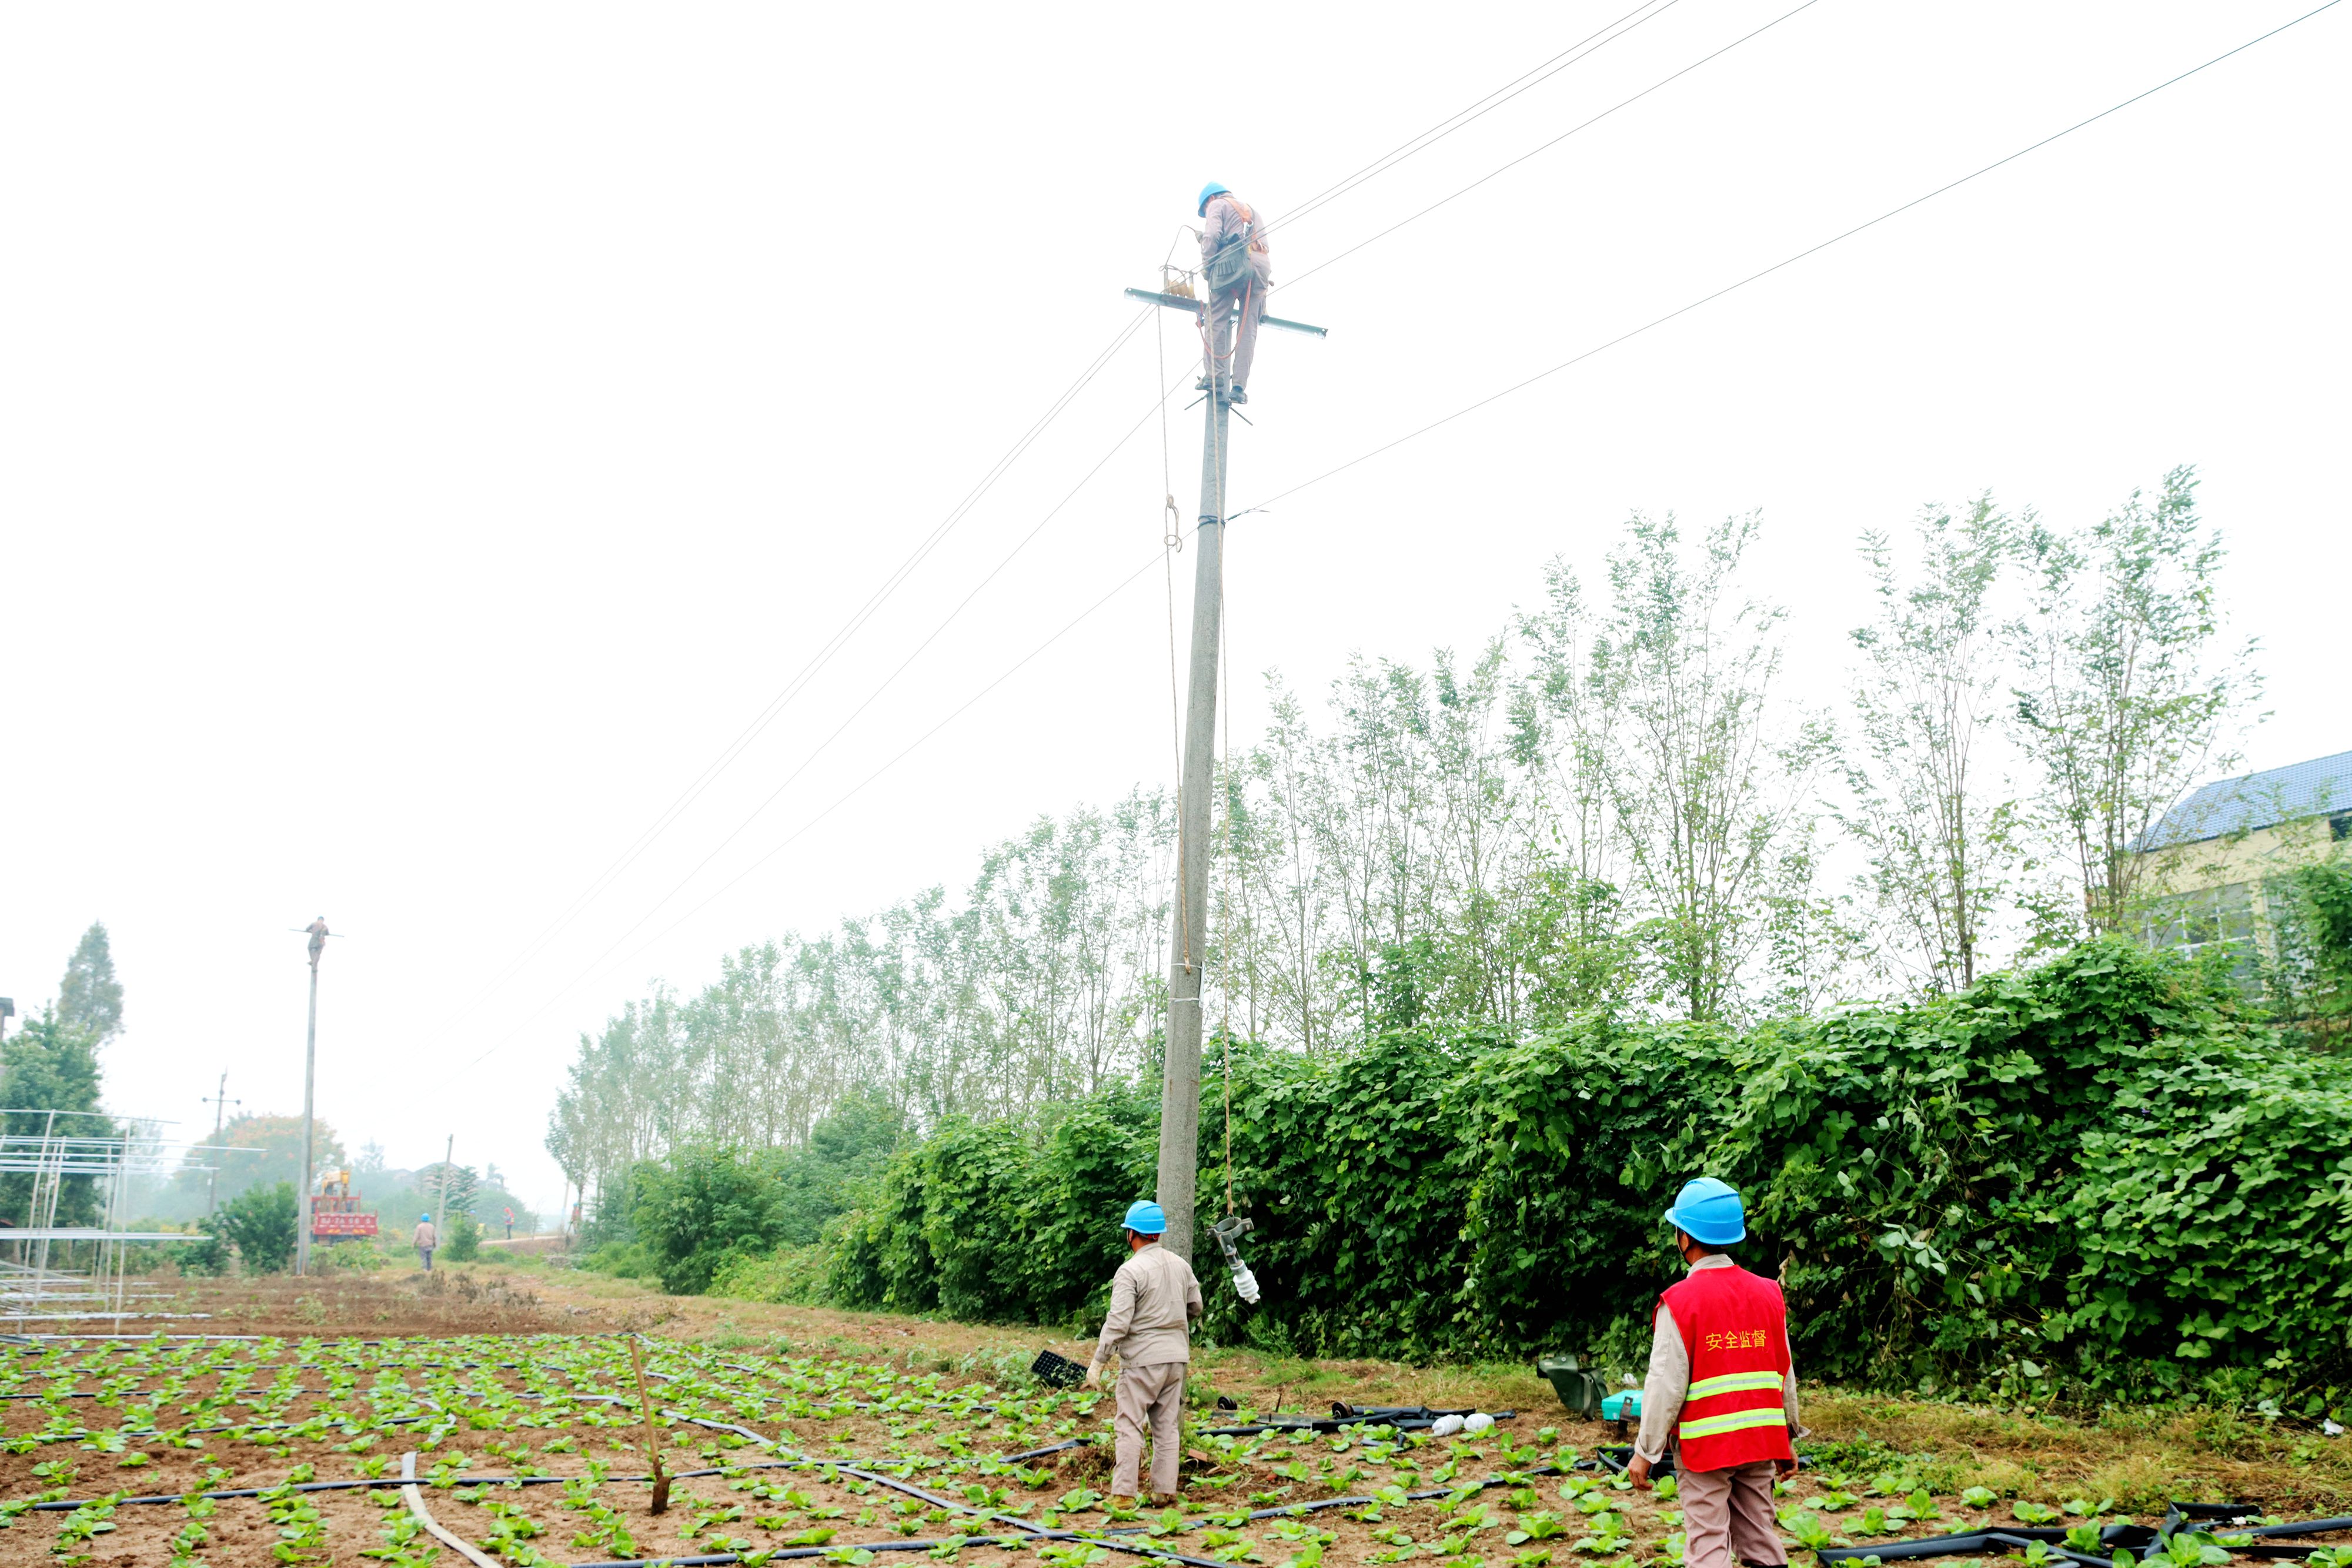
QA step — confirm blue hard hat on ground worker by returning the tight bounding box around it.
[420,1213,432,1222]
[1197,182,1231,216]
[1122,1200,1168,1235]
[1662,1177,1745,1245]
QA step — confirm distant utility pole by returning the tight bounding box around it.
[294,916,328,1277]
[433,1134,454,1241]
[202,1074,241,1215]
[1125,282,1324,1264]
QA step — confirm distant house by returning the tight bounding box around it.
[2135,748,2352,977]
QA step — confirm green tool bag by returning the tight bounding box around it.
[1204,223,1258,294]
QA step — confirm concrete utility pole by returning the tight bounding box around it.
[202,1074,241,1215]
[1125,284,1324,1263]
[295,916,328,1276]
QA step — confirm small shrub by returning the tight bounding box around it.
[446,1212,482,1263]
[210,1182,298,1274]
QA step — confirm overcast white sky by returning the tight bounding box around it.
[3,1,2344,1220]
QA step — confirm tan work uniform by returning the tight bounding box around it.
[412,1221,437,1271]
[1087,1243,1204,1498]
[1200,193,1273,394]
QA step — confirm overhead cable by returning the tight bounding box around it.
[446,304,1155,1024]
[465,367,1197,1061]
[1245,0,2343,514]
[1278,0,1825,296]
[1250,0,1687,251]
[467,546,1171,1064]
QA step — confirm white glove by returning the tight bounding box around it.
[1464,1413,1494,1434]
[1431,1414,1466,1437]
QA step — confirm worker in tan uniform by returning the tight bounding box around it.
[1195,182,1272,405]
[1081,1199,1204,1505]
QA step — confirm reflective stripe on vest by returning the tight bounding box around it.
[1679,1405,1789,1441]
[1686,1369,1787,1402]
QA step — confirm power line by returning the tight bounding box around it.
[1278,0,1826,296]
[463,365,1198,1055]
[1249,0,1686,250]
[445,303,1155,1021]
[1247,0,2343,513]
[467,545,1171,1065]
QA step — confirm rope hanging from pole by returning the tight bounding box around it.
[1217,489,1237,1219]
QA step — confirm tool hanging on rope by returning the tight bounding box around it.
[1210,1213,1260,1305]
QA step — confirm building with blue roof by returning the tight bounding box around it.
[2134,748,2352,977]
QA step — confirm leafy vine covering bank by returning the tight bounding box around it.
[797,942,2348,1405]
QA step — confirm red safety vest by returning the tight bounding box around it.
[1658,1262,1795,1472]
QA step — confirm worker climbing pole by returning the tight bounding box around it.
[1124,182,1324,1267]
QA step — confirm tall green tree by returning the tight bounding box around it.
[55,922,123,1044]
[2007,467,2259,942]
[0,1012,111,1224]
[1838,498,2019,991]
[168,1112,343,1211]
[1593,513,1826,1021]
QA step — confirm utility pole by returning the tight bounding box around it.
[1125,283,1323,1263]
[201,1075,241,1215]
[433,1133,454,1241]
[295,916,328,1276]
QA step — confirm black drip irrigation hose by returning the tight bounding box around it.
[31,1456,863,1512]
[1196,1407,1514,1438]
[999,1436,1092,1464]
[1815,1503,2352,1567]
[1817,1524,2151,1568]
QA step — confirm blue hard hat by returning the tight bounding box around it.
[1122,1200,1168,1235]
[1197,182,1231,217]
[1663,1178,1746,1245]
[420,1213,432,1222]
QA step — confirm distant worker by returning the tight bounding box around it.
[503,1206,514,1241]
[1195,183,1271,405]
[305,917,329,968]
[1081,1200,1204,1506]
[413,1212,438,1272]
[1628,1178,1798,1568]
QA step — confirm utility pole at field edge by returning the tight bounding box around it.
[202,1075,241,1215]
[1124,280,1324,1264]
[295,916,329,1277]
[433,1134,454,1242]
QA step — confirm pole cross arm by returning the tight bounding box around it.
[1124,287,1327,337]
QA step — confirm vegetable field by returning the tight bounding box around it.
[1,1303,2344,1568]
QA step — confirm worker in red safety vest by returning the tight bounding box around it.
[1628,1178,1799,1568]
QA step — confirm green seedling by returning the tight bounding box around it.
[1782,1509,1839,1552]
